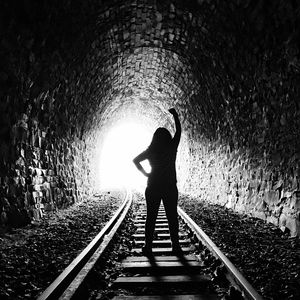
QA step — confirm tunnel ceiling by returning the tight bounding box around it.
[1,0,300,161]
[72,0,246,138]
[91,47,197,129]
[70,0,212,137]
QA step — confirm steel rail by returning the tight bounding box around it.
[178,206,264,300]
[38,189,132,300]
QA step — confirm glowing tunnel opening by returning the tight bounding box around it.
[96,120,153,190]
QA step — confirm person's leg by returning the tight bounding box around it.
[162,185,180,250]
[144,186,161,250]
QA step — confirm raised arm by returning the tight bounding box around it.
[169,108,181,147]
[133,150,150,177]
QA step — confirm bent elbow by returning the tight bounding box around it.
[133,158,140,168]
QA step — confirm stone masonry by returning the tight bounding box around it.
[0,0,300,235]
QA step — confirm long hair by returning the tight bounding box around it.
[148,127,172,153]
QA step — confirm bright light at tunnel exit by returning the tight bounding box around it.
[96,121,152,190]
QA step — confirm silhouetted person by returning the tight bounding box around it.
[133,108,182,256]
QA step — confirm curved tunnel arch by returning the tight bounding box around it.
[0,0,300,235]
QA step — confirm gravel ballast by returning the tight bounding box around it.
[179,194,300,300]
[0,189,125,300]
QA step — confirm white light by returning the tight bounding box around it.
[96,121,152,190]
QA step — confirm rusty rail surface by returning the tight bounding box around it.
[38,190,132,300]
[178,206,264,300]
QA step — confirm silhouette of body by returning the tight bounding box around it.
[133,108,182,255]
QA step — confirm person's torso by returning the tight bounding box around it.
[147,143,177,186]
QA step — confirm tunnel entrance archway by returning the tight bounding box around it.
[93,107,191,193]
[95,120,153,190]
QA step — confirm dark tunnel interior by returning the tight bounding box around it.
[1,0,300,238]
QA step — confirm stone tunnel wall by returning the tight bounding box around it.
[0,0,98,226]
[185,137,300,237]
[1,0,300,237]
[180,0,300,237]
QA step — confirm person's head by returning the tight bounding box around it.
[149,127,172,152]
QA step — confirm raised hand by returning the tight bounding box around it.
[168,108,177,116]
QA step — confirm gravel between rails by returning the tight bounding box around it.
[0,188,125,300]
[179,194,300,300]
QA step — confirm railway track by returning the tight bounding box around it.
[38,191,263,300]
